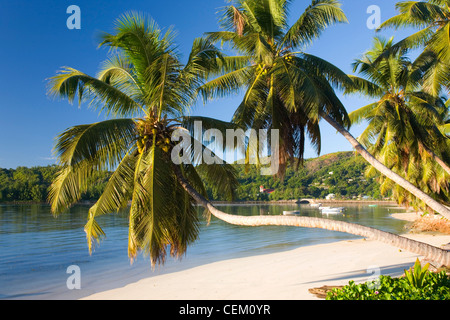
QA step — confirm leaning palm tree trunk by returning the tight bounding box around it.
[319,111,450,220]
[175,169,450,268]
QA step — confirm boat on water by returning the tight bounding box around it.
[321,210,344,214]
[320,207,345,214]
[310,203,322,207]
[283,210,300,215]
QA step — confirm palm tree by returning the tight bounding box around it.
[47,8,450,269]
[377,0,450,96]
[440,107,450,136]
[199,0,352,177]
[182,0,450,266]
[176,165,450,267]
[320,112,450,220]
[199,0,450,219]
[346,36,450,210]
[47,13,240,267]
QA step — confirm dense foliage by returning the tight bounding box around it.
[4,0,450,267]
[0,152,385,203]
[327,260,450,300]
[209,152,384,201]
[347,36,450,211]
[0,166,109,203]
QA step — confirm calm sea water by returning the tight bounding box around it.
[0,203,407,300]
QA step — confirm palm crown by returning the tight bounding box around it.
[199,0,352,176]
[44,2,450,270]
[378,0,450,95]
[347,36,450,208]
[47,13,239,266]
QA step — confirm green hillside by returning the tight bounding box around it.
[0,166,110,203]
[206,151,386,201]
[0,151,386,203]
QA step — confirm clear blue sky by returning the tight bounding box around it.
[0,0,414,169]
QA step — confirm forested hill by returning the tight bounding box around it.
[0,151,384,203]
[219,151,384,201]
[0,166,110,203]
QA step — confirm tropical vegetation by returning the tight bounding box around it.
[218,151,382,201]
[197,0,450,218]
[377,0,450,96]
[198,0,351,178]
[47,13,239,266]
[0,152,381,203]
[327,259,450,300]
[347,36,450,211]
[0,165,107,203]
[45,0,450,268]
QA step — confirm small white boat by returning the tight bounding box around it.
[283,210,300,215]
[322,210,343,215]
[318,206,331,210]
[321,207,345,214]
[310,203,322,207]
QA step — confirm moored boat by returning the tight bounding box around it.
[320,207,345,214]
[283,210,300,215]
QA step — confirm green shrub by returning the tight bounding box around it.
[327,260,450,300]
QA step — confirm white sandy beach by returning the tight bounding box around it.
[82,213,450,300]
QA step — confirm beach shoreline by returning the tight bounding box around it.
[81,210,450,300]
[211,199,396,205]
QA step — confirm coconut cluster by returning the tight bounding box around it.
[135,115,173,154]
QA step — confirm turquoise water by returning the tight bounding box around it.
[0,203,407,300]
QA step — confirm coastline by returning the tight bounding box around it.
[0,199,396,206]
[211,199,396,205]
[81,211,450,300]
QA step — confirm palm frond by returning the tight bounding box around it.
[428,23,450,64]
[349,102,378,125]
[281,0,347,50]
[97,54,144,103]
[299,53,353,90]
[197,65,253,102]
[344,75,384,98]
[48,164,92,215]
[85,151,137,253]
[99,12,178,76]
[84,218,106,255]
[379,1,446,30]
[47,67,144,117]
[195,162,239,201]
[373,27,435,65]
[180,116,240,139]
[54,119,136,169]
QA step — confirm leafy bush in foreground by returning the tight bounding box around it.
[327,260,450,300]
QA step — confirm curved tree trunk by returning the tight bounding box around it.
[319,111,450,220]
[175,169,450,268]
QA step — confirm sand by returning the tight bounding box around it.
[81,212,450,300]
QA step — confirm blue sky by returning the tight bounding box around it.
[0,0,414,169]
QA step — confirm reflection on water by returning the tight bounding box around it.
[0,203,407,299]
